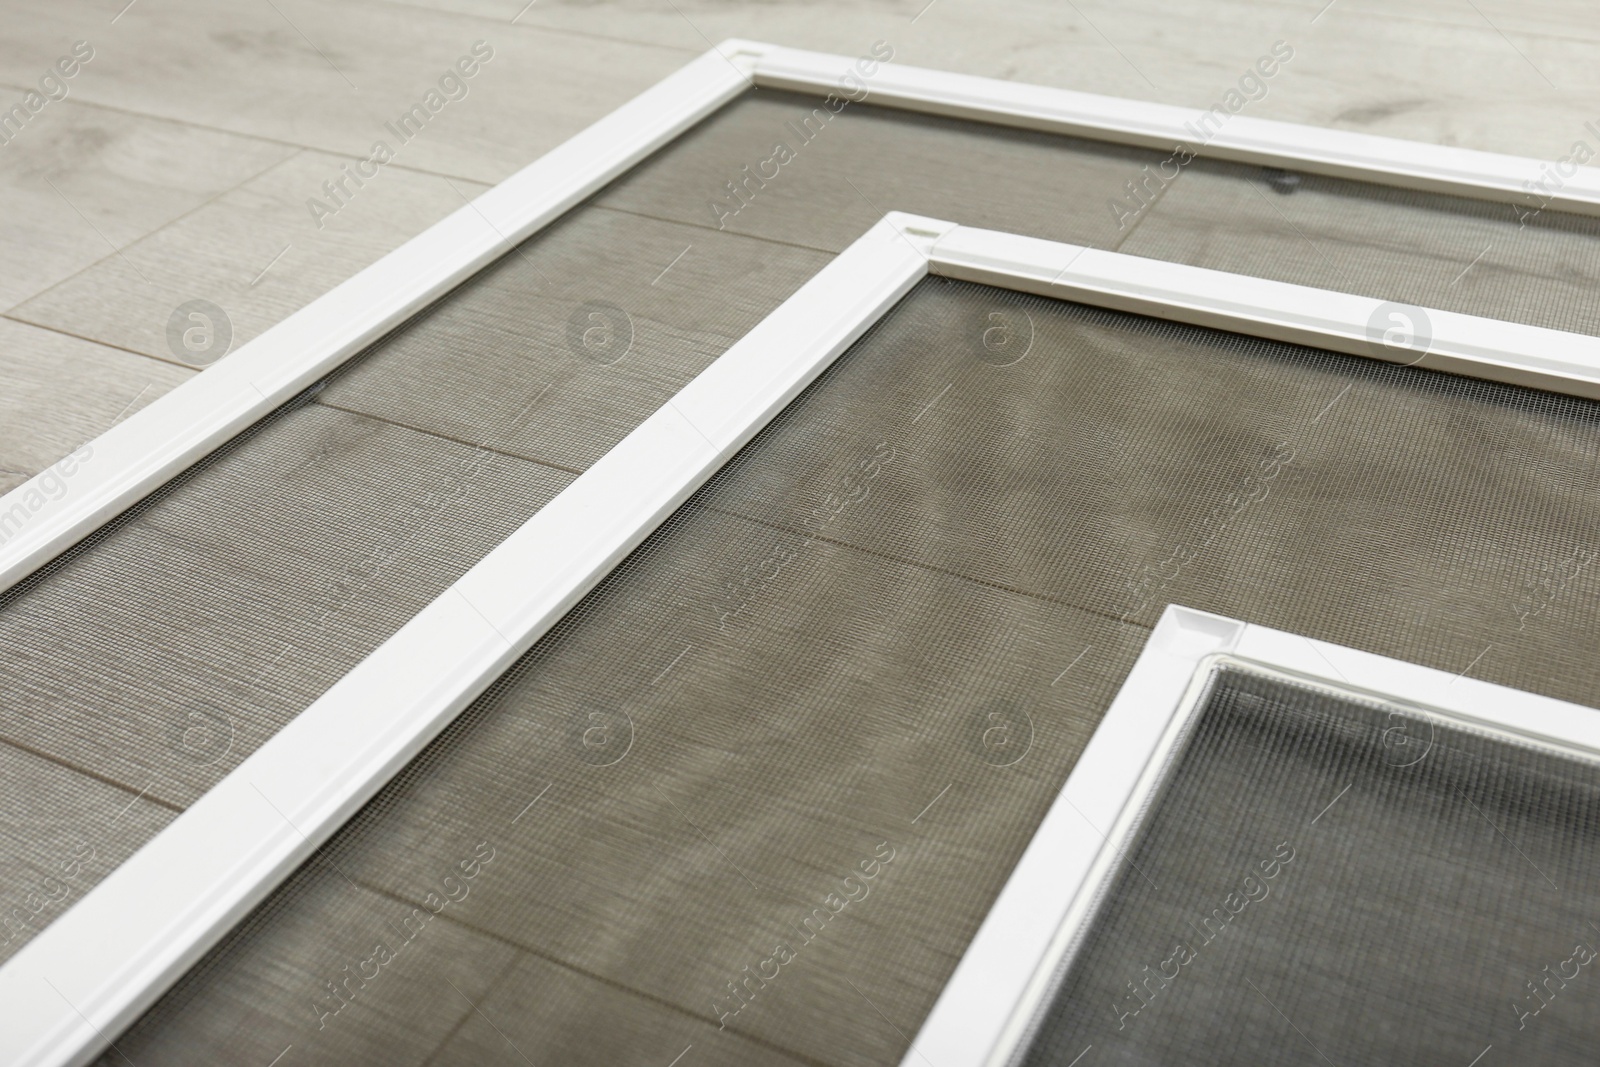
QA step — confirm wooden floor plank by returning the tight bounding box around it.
[598,89,1165,254]
[319,206,834,472]
[0,0,696,186]
[10,152,490,364]
[1122,160,1600,337]
[0,316,190,482]
[0,90,293,311]
[375,0,1600,161]
[0,402,573,813]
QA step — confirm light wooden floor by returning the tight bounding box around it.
[1,0,1595,480]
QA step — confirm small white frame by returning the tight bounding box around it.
[8,208,1600,1066]
[4,39,1598,595]
[909,604,1600,1067]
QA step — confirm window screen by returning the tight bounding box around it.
[100,275,1600,1066]
[1020,664,1600,1067]
[0,206,826,966]
[8,83,1600,968]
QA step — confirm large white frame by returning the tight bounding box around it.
[4,39,1598,595]
[911,605,1600,1067]
[8,207,1600,1065]
[747,41,1600,215]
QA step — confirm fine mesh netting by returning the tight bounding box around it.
[102,276,1600,1066]
[599,90,1600,337]
[0,205,825,964]
[1019,665,1600,1066]
[7,82,1600,968]
[1118,157,1600,339]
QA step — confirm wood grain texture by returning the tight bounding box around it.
[1256,11,1600,154]
[0,317,190,481]
[1332,0,1600,40]
[0,0,697,186]
[0,91,293,311]
[377,0,1600,162]
[10,150,490,365]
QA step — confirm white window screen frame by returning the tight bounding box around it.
[6,39,1600,1067]
[3,39,1598,597]
[911,603,1600,1067]
[6,208,1600,1067]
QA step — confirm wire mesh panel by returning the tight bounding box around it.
[1019,664,1600,1067]
[1122,158,1600,338]
[599,89,1600,336]
[0,207,826,966]
[104,276,1600,1066]
[9,82,1600,969]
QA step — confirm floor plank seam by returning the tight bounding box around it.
[0,734,184,816]
[341,871,833,1066]
[370,0,706,58]
[592,202,844,257]
[1,148,308,322]
[311,398,587,478]
[0,313,197,374]
[699,500,1160,636]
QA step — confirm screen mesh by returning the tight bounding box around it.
[8,83,1600,967]
[599,90,1600,337]
[1020,664,1600,1067]
[1119,158,1600,339]
[0,205,826,964]
[103,276,1600,1065]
